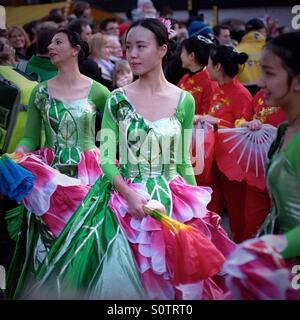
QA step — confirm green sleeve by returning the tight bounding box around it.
[17,84,41,150]
[281,132,300,259]
[285,130,300,182]
[176,91,197,186]
[282,224,300,259]
[99,94,120,183]
[90,81,111,113]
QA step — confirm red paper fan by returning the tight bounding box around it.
[215,124,277,189]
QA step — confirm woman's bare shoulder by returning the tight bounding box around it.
[168,82,182,94]
[81,75,94,85]
[162,82,182,98]
[122,80,139,93]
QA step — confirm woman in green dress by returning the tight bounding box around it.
[223,31,300,299]
[15,29,110,185]
[4,20,235,300]
[2,29,110,239]
[1,28,110,298]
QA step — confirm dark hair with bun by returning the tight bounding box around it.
[209,45,248,78]
[54,28,89,63]
[181,35,215,66]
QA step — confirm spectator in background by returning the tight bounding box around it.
[47,11,67,28]
[73,1,93,23]
[99,18,120,37]
[22,25,58,82]
[68,18,100,81]
[23,20,39,43]
[107,35,123,62]
[0,36,16,65]
[131,0,158,21]
[89,33,114,89]
[221,18,246,45]
[143,0,158,17]
[23,20,41,60]
[7,26,30,61]
[245,17,267,37]
[68,18,92,43]
[17,21,58,70]
[112,59,133,89]
[48,8,64,19]
[237,18,267,96]
[174,22,188,44]
[187,20,214,41]
[213,24,232,45]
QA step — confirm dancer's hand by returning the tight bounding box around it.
[193,115,201,124]
[246,119,262,131]
[198,114,219,125]
[116,75,132,88]
[14,145,30,153]
[125,191,148,219]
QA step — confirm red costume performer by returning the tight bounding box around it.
[207,77,253,243]
[178,69,218,183]
[178,68,218,115]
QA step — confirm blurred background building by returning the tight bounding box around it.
[1,0,297,29]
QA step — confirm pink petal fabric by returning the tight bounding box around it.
[42,184,89,237]
[18,154,90,237]
[222,235,300,299]
[77,149,102,185]
[31,147,102,185]
[108,176,236,300]
[15,146,102,238]
[170,176,212,221]
[20,154,81,215]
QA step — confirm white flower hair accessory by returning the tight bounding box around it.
[159,17,172,33]
[159,17,177,39]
